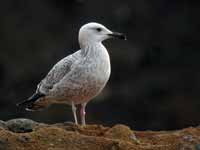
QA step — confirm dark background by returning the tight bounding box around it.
[0,0,200,130]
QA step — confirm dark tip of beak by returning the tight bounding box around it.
[108,32,127,40]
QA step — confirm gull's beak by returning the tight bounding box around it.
[108,32,127,40]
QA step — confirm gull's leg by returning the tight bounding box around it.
[80,102,87,126]
[71,101,78,125]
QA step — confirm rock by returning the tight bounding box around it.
[17,135,31,143]
[195,144,200,150]
[0,138,9,150]
[104,124,137,142]
[0,120,7,129]
[0,119,200,150]
[6,118,38,133]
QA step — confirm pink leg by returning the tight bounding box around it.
[71,101,78,125]
[80,102,87,126]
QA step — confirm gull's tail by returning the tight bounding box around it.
[16,92,45,107]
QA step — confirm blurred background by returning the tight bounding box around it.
[0,0,199,130]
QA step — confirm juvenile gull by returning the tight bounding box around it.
[17,22,126,125]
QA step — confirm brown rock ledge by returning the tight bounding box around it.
[0,119,200,150]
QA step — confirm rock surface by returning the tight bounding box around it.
[6,119,38,133]
[0,118,200,150]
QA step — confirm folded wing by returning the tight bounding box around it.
[37,50,81,95]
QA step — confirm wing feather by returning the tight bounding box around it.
[37,50,81,94]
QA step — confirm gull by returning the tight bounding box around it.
[17,22,126,125]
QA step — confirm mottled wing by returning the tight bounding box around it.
[37,50,81,94]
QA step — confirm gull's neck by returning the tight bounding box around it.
[80,41,105,57]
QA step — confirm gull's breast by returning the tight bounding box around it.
[50,44,111,104]
[73,47,111,103]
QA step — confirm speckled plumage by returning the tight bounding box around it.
[18,22,126,125]
[38,43,111,105]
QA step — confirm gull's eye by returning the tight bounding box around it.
[96,28,102,32]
